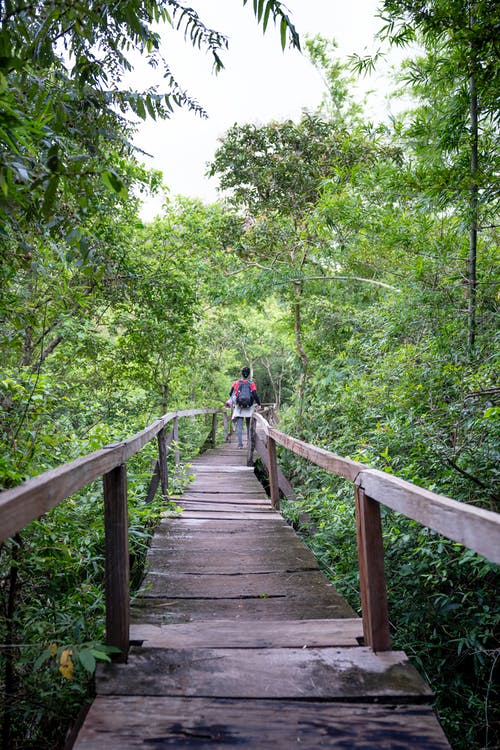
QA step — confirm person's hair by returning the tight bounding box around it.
[241,366,250,378]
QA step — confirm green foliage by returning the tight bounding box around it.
[1,6,498,748]
[206,33,499,749]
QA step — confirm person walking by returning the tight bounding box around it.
[228,366,261,448]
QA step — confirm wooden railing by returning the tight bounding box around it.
[0,408,228,660]
[2,405,498,660]
[251,412,500,652]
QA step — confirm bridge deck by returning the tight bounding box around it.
[73,441,450,748]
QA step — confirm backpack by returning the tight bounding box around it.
[236,379,253,408]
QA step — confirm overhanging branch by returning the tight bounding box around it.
[296,275,401,292]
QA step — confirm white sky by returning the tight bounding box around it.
[130,0,407,220]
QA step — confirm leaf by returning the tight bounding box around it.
[77,648,96,673]
[34,643,57,670]
[135,96,147,120]
[263,3,271,32]
[59,649,74,680]
[42,175,59,216]
[101,170,128,199]
[280,17,287,50]
[145,94,157,120]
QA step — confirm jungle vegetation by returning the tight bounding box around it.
[0,0,498,747]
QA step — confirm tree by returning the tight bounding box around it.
[373,0,500,352]
[209,68,393,418]
[0,0,299,232]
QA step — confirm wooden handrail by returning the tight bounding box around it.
[3,406,498,658]
[0,408,219,543]
[0,407,222,660]
[252,412,500,651]
[253,413,500,564]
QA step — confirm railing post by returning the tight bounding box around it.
[210,412,217,448]
[103,463,129,662]
[247,416,256,467]
[173,417,180,467]
[354,484,391,651]
[145,460,160,503]
[157,427,168,496]
[267,434,280,510]
[223,412,228,442]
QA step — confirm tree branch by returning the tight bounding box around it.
[38,335,63,365]
[444,457,499,502]
[464,388,500,399]
[297,275,401,291]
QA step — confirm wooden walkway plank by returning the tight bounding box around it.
[73,440,451,748]
[129,618,364,648]
[129,593,358,625]
[142,549,320,574]
[96,645,432,699]
[138,570,353,599]
[74,697,451,750]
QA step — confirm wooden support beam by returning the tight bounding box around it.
[145,460,160,504]
[267,435,280,510]
[247,417,256,467]
[157,428,168,496]
[103,464,129,661]
[254,432,295,500]
[173,418,180,466]
[355,485,391,652]
[209,413,216,448]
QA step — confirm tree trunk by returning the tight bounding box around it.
[468,66,478,354]
[161,382,169,414]
[2,536,21,749]
[293,281,308,421]
[21,326,33,367]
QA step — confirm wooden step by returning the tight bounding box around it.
[96,645,433,701]
[129,617,364,648]
[73,439,451,749]
[73,696,451,749]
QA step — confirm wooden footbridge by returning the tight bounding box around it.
[2,407,499,748]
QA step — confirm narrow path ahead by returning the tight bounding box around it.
[74,441,450,748]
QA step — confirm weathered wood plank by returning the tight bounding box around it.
[189,471,259,480]
[182,489,268,496]
[144,460,160,504]
[139,569,344,599]
[157,427,169,496]
[129,618,363,648]
[255,431,296,499]
[187,482,264,493]
[356,485,391,652]
[171,493,270,505]
[131,593,355,625]
[152,518,296,537]
[175,502,274,513]
[96,646,432,700]
[357,470,500,564]
[164,510,285,521]
[253,413,364,481]
[150,535,301,553]
[0,408,223,542]
[143,547,320,574]
[267,435,280,509]
[149,526,308,544]
[74,697,451,749]
[188,465,256,473]
[189,453,248,465]
[0,445,127,542]
[74,428,453,749]
[103,464,129,660]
